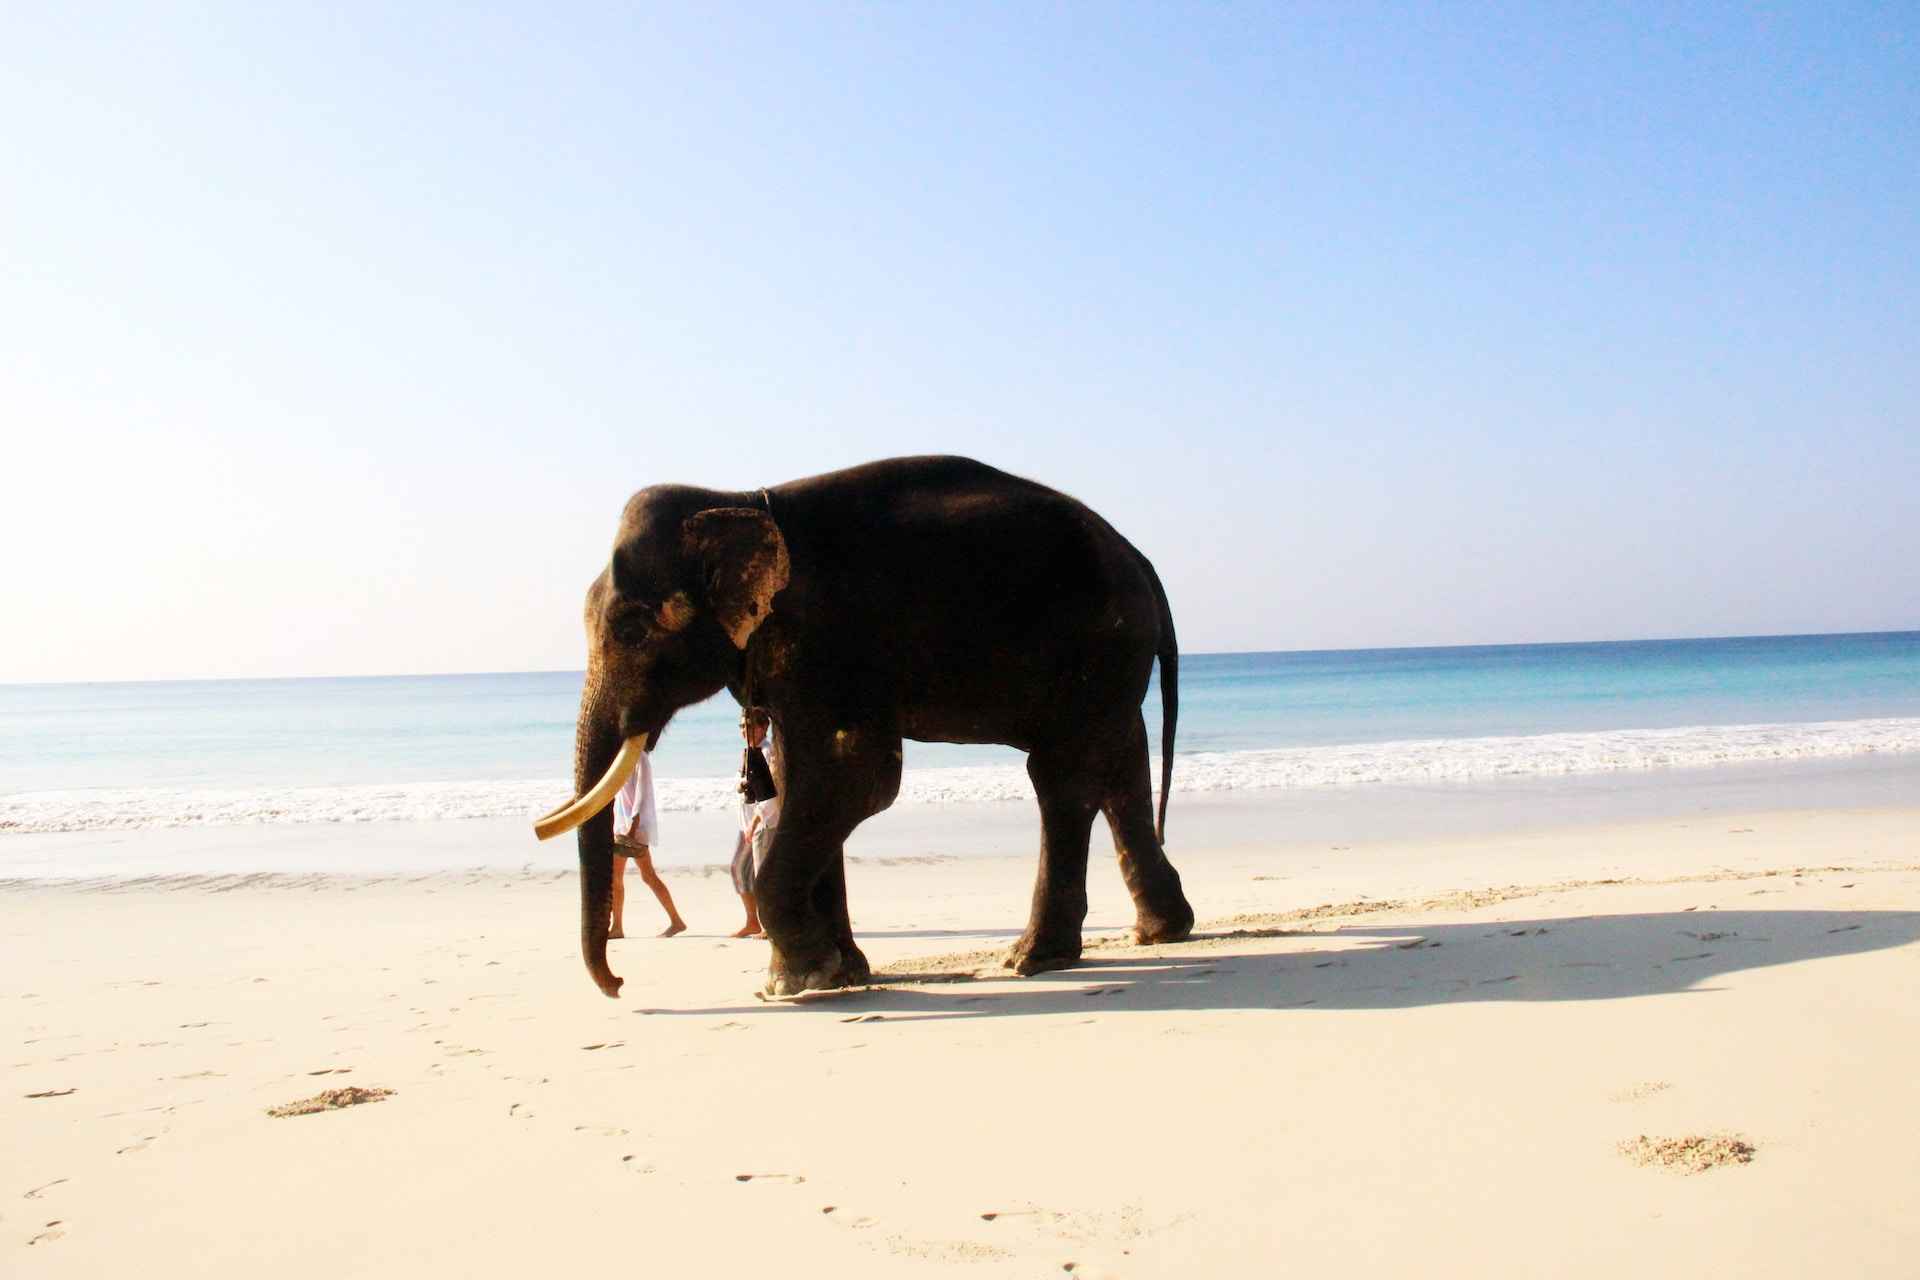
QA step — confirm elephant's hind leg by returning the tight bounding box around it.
[1102,714,1195,945]
[1006,749,1099,976]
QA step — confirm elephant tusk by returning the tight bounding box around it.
[533,734,649,841]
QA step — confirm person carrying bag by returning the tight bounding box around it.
[729,706,780,937]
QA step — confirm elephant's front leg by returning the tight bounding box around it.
[756,733,897,996]
[756,822,859,997]
[813,850,870,985]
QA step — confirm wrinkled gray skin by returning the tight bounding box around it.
[570,455,1193,998]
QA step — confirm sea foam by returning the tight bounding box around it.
[5,716,1919,835]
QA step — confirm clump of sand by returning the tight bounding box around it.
[1617,1132,1755,1173]
[267,1086,395,1118]
[1608,1081,1673,1103]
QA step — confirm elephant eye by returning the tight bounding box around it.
[610,610,653,646]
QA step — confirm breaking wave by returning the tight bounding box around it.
[6,717,1920,835]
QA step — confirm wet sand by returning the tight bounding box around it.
[7,805,1920,1275]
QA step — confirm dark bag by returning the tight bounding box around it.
[739,744,778,805]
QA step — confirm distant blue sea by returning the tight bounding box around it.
[4,631,1919,834]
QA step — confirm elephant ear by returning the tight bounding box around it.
[681,508,790,649]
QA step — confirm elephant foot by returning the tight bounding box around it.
[764,943,871,997]
[1004,929,1083,977]
[840,942,873,986]
[1132,899,1196,945]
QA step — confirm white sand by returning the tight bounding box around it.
[7,805,1920,1275]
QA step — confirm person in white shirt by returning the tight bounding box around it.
[610,748,685,938]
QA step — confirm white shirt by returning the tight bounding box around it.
[611,750,659,847]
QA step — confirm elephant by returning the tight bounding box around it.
[535,455,1194,998]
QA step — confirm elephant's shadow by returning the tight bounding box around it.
[657,908,1920,1021]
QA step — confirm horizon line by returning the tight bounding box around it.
[6,626,1916,689]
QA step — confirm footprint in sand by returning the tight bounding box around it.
[735,1173,806,1184]
[621,1156,656,1174]
[29,1221,65,1246]
[573,1124,629,1138]
[820,1205,877,1228]
[25,1178,69,1200]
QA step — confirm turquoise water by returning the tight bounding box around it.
[1174,631,1920,751]
[4,631,1919,833]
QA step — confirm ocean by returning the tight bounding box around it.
[4,631,1919,838]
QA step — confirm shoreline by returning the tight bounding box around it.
[5,751,1918,881]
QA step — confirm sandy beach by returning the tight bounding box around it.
[10,1,1917,1273]
[8,802,1919,1276]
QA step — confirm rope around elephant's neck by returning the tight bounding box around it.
[739,487,774,727]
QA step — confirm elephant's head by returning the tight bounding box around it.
[533,487,789,996]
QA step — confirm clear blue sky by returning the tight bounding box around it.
[4,3,1915,681]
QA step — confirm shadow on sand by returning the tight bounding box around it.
[650,907,1920,1021]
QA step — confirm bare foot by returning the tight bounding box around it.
[659,921,687,938]
[608,925,626,940]
[731,921,762,939]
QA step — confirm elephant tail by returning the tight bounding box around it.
[1140,552,1178,844]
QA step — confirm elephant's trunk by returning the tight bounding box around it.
[578,814,621,998]
[568,677,628,998]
